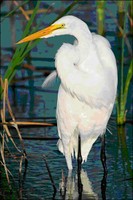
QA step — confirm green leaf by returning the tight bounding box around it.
[3,1,41,81]
[1,0,80,98]
[123,60,133,109]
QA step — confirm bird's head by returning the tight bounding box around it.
[17,15,88,44]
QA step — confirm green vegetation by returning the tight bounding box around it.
[1,1,41,89]
[96,0,132,124]
[115,1,133,124]
[96,0,106,35]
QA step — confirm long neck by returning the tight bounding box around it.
[72,26,93,63]
[56,23,93,82]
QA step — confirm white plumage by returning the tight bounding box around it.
[17,15,117,170]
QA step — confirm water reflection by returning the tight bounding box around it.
[117,126,132,179]
[18,155,28,200]
[59,169,98,200]
[1,124,132,199]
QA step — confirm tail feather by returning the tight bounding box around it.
[42,70,57,88]
[72,136,99,163]
[57,135,99,165]
[57,139,64,154]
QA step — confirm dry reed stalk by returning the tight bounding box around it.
[106,7,132,56]
[0,78,22,152]
[0,77,55,127]
[0,121,55,126]
[13,0,30,21]
[4,79,26,151]
[1,110,21,152]
[18,154,28,189]
[0,133,11,189]
[43,155,57,193]
[127,12,133,27]
[19,155,24,176]
[0,78,28,188]
[24,8,48,15]
[0,77,56,188]
[0,159,14,179]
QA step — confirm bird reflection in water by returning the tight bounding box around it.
[59,135,107,200]
[59,169,98,200]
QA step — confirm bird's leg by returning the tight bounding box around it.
[100,134,107,174]
[100,134,107,200]
[77,134,83,197]
[77,134,82,169]
[101,170,107,200]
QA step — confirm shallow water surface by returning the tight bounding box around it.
[1,122,132,199]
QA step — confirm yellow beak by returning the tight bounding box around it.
[17,24,64,44]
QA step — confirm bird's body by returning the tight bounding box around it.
[17,15,117,170]
[55,27,117,169]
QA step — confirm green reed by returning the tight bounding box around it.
[116,1,133,125]
[96,0,132,124]
[4,2,41,81]
[96,0,106,35]
[0,0,80,98]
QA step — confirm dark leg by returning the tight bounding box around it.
[77,134,82,168]
[100,134,107,174]
[101,134,107,200]
[77,135,83,197]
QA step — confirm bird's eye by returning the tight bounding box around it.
[61,23,65,27]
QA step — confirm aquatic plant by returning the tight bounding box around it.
[0,0,80,96]
[96,0,106,35]
[0,1,41,95]
[0,78,27,190]
[116,1,133,125]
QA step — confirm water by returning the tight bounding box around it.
[1,124,132,199]
[0,1,133,199]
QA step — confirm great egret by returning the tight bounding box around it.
[17,15,117,170]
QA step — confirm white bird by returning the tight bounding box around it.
[17,15,117,170]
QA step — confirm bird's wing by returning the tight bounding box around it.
[64,66,111,108]
[92,33,117,92]
[42,70,58,88]
[56,43,117,108]
[92,33,111,48]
